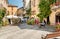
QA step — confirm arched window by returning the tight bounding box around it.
[56,12,60,24]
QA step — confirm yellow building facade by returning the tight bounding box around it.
[7,4,18,15]
[31,0,60,25]
[31,0,39,18]
[17,7,24,16]
[50,6,60,25]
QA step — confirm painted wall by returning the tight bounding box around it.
[50,8,60,25]
[0,0,8,9]
[17,8,24,16]
[31,0,39,18]
[23,0,31,14]
[24,0,30,9]
[7,7,17,15]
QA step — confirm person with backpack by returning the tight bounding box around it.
[40,20,46,28]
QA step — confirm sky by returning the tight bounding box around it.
[8,0,23,8]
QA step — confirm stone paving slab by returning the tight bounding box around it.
[0,24,53,39]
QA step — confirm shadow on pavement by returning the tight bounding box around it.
[18,23,55,32]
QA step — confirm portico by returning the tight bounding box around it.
[50,7,60,25]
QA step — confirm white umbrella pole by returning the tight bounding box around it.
[10,15,13,24]
[11,15,13,24]
[11,19,13,24]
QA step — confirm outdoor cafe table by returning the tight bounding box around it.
[6,15,20,24]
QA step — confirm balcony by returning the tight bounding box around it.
[51,2,60,11]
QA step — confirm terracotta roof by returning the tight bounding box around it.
[8,4,18,7]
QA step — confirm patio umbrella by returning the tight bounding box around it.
[6,15,19,19]
[6,15,19,24]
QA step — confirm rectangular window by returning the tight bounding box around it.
[33,0,35,7]
[32,0,35,7]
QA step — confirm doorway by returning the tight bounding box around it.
[56,12,60,24]
[56,16,60,23]
[47,16,50,24]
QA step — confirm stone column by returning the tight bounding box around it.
[49,11,56,25]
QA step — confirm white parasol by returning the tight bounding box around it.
[6,15,19,19]
[6,15,19,24]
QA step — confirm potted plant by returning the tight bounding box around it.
[27,20,31,25]
[55,24,60,32]
[0,8,6,26]
[27,18,35,25]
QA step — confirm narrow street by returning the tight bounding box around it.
[0,0,60,39]
[0,23,55,39]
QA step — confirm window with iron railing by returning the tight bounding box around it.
[55,0,60,6]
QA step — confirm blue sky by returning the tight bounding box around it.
[8,0,23,8]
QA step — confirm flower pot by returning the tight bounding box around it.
[56,28,60,32]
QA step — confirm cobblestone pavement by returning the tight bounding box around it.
[0,23,54,39]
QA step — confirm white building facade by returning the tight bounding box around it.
[0,0,8,9]
[23,0,31,14]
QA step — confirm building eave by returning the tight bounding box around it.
[8,4,18,7]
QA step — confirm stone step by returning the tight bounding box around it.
[20,30,40,39]
[0,26,20,36]
[0,26,19,31]
[28,31,41,39]
[7,30,36,39]
[0,29,29,39]
[0,23,53,39]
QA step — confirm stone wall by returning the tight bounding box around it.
[50,7,60,25]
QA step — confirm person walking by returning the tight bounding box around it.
[40,20,46,28]
[44,20,46,25]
